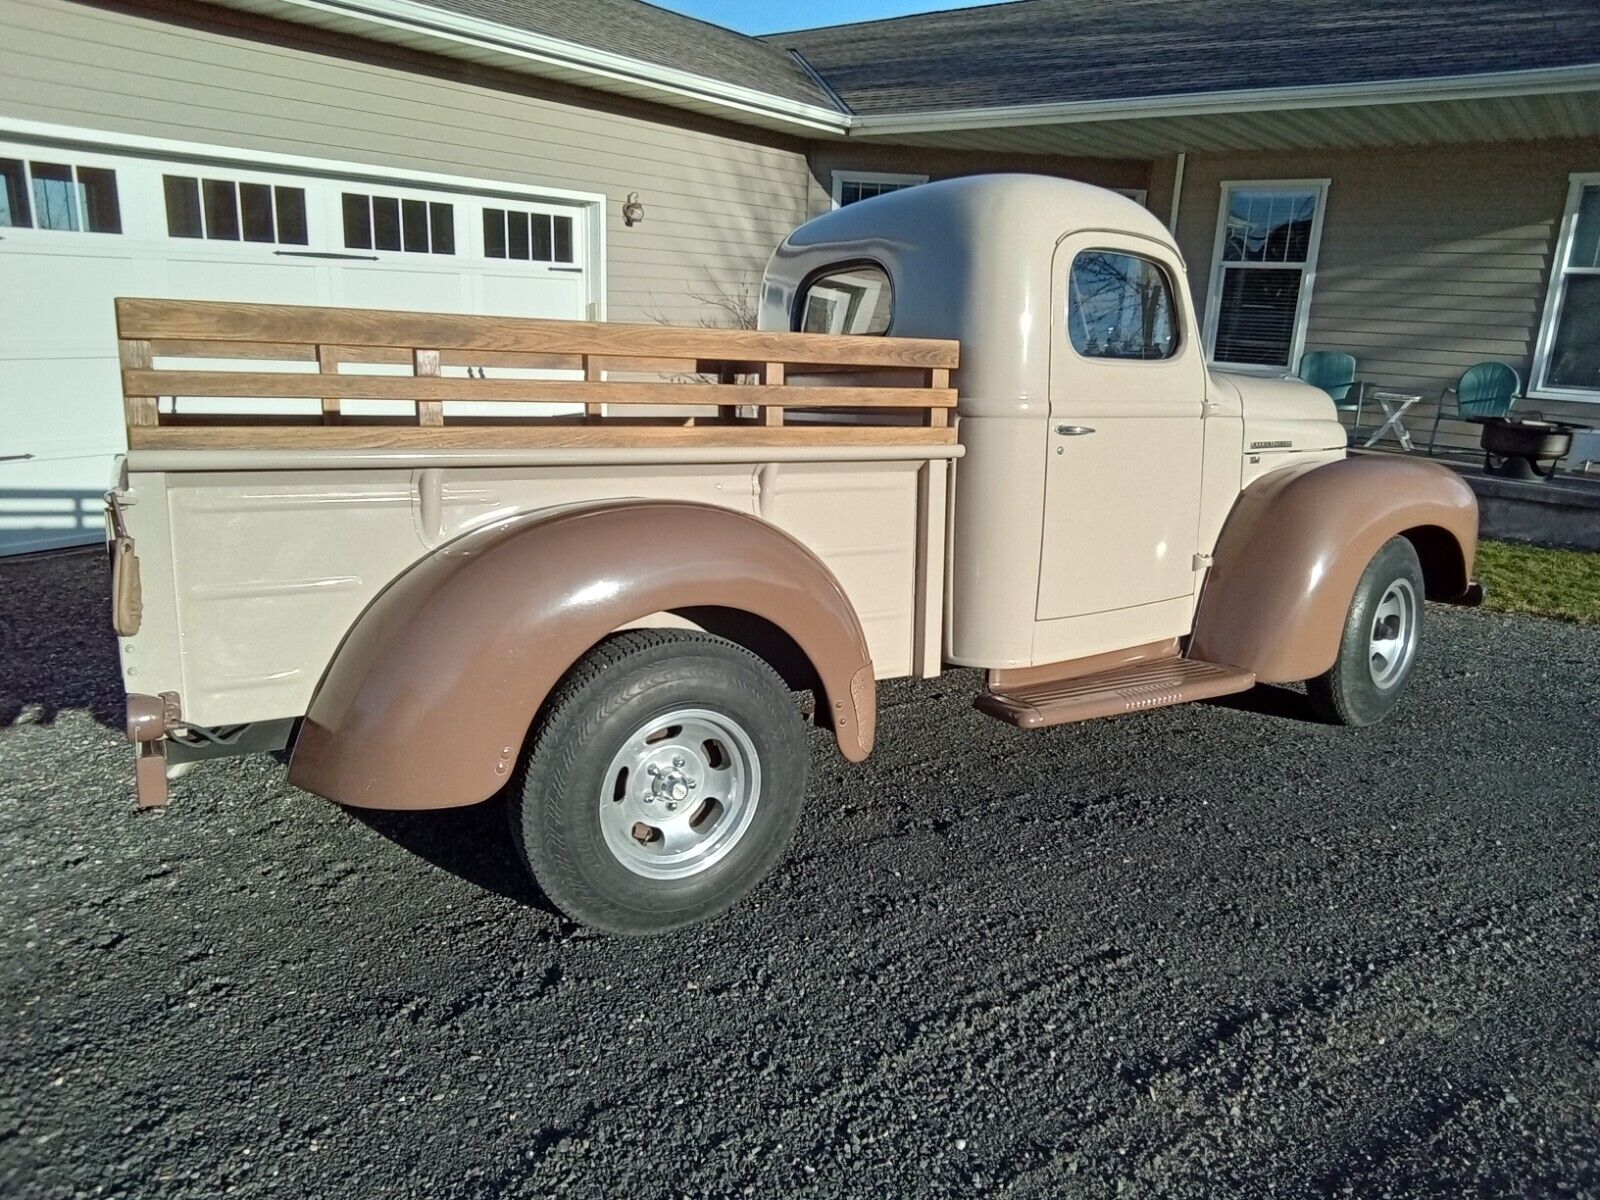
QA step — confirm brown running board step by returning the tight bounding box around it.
[976,658,1256,730]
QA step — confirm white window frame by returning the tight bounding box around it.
[1530,171,1600,403]
[831,170,927,209]
[1202,178,1330,375]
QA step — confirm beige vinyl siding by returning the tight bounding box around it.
[0,0,813,326]
[1170,140,1599,453]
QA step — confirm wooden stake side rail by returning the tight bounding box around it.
[117,298,959,451]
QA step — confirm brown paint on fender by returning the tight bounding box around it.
[1189,456,1478,684]
[288,501,876,811]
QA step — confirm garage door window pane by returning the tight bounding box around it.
[0,159,30,227]
[343,192,372,249]
[430,204,454,255]
[553,215,573,263]
[275,188,308,245]
[202,178,240,240]
[77,167,121,234]
[240,182,275,243]
[401,198,428,253]
[165,176,202,238]
[372,196,401,252]
[483,209,505,258]
[31,162,81,231]
[508,211,530,259]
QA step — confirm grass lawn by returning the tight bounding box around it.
[1473,540,1600,625]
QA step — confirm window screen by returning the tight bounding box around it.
[1066,251,1178,360]
[795,263,893,335]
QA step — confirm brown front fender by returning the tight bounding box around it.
[288,501,876,810]
[1190,456,1478,684]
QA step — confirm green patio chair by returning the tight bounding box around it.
[1298,350,1368,439]
[1426,362,1522,457]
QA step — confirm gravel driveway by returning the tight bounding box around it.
[2,548,1597,1199]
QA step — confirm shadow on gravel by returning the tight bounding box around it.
[349,794,568,920]
[1208,681,1320,722]
[0,547,124,731]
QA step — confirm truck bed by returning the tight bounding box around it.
[110,300,960,731]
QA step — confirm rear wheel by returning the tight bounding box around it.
[511,630,808,935]
[1306,536,1425,726]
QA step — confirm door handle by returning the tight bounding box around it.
[1054,425,1096,436]
[0,453,35,463]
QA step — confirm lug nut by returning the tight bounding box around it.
[647,764,660,776]
[672,755,685,768]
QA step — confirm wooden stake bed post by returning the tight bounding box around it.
[114,298,960,451]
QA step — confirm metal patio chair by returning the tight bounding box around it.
[1426,362,1522,456]
[1298,350,1369,440]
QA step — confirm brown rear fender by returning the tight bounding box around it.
[1190,456,1478,684]
[288,501,876,811]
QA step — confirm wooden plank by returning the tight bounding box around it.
[118,340,157,428]
[763,363,784,427]
[127,424,960,451]
[928,368,950,428]
[413,349,443,426]
[583,354,603,421]
[150,341,593,371]
[114,298,960,369]
[316,345,341,425]
[123,371,957,408]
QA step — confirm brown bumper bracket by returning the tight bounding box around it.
[126,692,182,810]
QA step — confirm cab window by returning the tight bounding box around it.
[1067,250,1178,360]
[795,263,892,335]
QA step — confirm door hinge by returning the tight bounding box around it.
[1192,552,1214,572]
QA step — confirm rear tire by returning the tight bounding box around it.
[511,630,808,935]
[1306,536,1425,727]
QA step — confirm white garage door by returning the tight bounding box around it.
[0,132,600,555]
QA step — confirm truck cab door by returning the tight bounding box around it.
[1035,232,1205,648]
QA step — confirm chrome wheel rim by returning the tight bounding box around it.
[1368,577,1419,690]
[598,707,761,880]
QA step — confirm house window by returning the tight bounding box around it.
[1204,180,1329,371]
[165,175,308,244]
[343,193,454,254]
[0,158,121,233]
[832,172,927,208]
[795,263,892,335]
[1532,174,1600,398]
[482,208,574,262]
[1067,250,1178,360]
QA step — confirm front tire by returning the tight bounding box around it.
[1306,536,1425,727]
[511,630,808,935]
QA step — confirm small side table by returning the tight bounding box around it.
[1362,389,1423,451]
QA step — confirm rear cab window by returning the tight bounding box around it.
[795,263,893,335]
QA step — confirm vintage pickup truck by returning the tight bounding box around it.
[107,176,1481,934]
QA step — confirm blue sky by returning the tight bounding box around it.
[651,1,1008,36]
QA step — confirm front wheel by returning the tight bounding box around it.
[1306,536,1425,726]
[511,630,808,935]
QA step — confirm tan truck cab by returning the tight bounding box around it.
[107,174,1480,934]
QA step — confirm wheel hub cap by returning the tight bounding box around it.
[599,708,760,880]
[1368,577,1419,690]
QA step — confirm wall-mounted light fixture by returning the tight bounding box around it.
[622,192,645,227]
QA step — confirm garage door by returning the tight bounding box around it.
[0,133,599,555]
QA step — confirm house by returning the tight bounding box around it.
[2,0,1597,553]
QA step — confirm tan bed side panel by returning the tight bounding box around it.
[288,501,877,811]
[1190,456,1478,684]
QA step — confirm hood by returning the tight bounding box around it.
[1211,370,1347,455]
